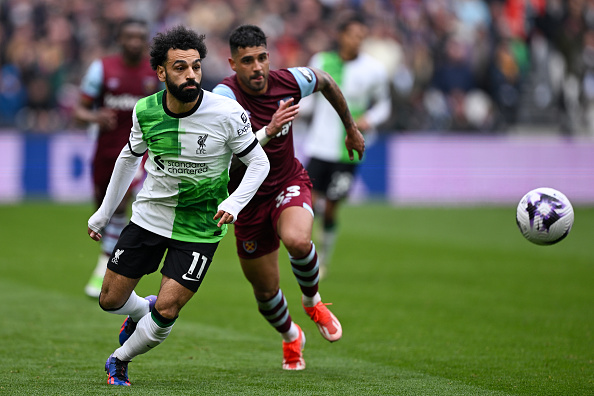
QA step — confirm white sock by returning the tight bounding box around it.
[281,322,300,343]
[302,292,321,308]
[113,312,173,361]
[106,291,149,322]
[321,228,337,268]
[92,254,109,278]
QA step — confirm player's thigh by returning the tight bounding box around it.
[277,206,314,246]
[239,250,281,297]
[160,240,219,294]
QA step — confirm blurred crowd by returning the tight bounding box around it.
[1,0,594,135]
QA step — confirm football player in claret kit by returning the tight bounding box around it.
[213,24,365,370]
[87,25,269,386]
[74,18,162,298]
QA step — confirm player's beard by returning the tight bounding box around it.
[166,74,201,103]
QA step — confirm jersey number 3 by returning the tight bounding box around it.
[275,185,301,208]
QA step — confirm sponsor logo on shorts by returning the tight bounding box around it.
[112,249,124,265]
[182,274,200,282]
[243,240,257,254]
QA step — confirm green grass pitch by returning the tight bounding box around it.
[0,202,593,395]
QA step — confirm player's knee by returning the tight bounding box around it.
[284,236,312,258]
[154,301,182,320]
[99,292,124,311]
[254,287,279,302]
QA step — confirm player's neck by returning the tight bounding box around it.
[164,91,201,115]
[339,49,358,62]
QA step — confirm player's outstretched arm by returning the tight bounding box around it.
[88,145,143,240]
[311,67,365,160]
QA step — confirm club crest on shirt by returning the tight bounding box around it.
[196,134,208,154]
[243,240,257,254]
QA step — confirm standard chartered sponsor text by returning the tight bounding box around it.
[167,160,209,175]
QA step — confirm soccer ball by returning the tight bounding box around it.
[516,187,574,245]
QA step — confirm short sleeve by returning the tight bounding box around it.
[80,59,104,99]
[288,67,317,98]
[212,84,236,100]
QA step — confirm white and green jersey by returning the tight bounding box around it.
[303,51,390,163]
[121,89,262,243]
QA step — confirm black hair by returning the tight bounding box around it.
[336,12,367,33]
[229,24,267,56]
[117,18,148,38]
[149,25,208,70]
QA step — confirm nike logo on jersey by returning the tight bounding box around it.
[150,137,163,143]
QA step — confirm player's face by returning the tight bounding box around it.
[158,49,202,103]
[339,22,368,60]
[119,24,148,63]
[229,46,270,95]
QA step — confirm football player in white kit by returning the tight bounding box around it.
[87,25,270,386]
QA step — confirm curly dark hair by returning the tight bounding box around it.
[149,25,207,70]
[229,24,267,56]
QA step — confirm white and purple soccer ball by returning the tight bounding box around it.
[516,187,574,245]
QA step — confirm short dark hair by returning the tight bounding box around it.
[229,24,267,56]
[336,12,366,33]
[117,18,148,38]
[149,25,208,70]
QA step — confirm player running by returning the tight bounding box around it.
[213,24,364,370]
[74,18,161,298]
[87,25,269,386]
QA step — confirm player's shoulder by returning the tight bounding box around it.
[135,90,165,116]
[203,89,243,110]
[358,53,387,72]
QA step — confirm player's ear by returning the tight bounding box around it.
[228,57,237,72]
[156,65,166,82]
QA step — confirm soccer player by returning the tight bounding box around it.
[74,18,161,298]
[87,25,269,386]
[213,24,365,370]
[302,14,390,279]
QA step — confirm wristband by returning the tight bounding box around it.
[255,126,272,145]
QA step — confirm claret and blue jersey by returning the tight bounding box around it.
[213,67,318,197]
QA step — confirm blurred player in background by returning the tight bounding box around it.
[302,14,390,279]
[88,25,269,386]
[74,18,161,298]
[213,24,364,370]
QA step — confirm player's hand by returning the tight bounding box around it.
[214,210,234,227]
[267,98,299,137]
[345,126,365,161]
[355,116,371,132]
[96,108,117,131]
[88,227,102,241]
